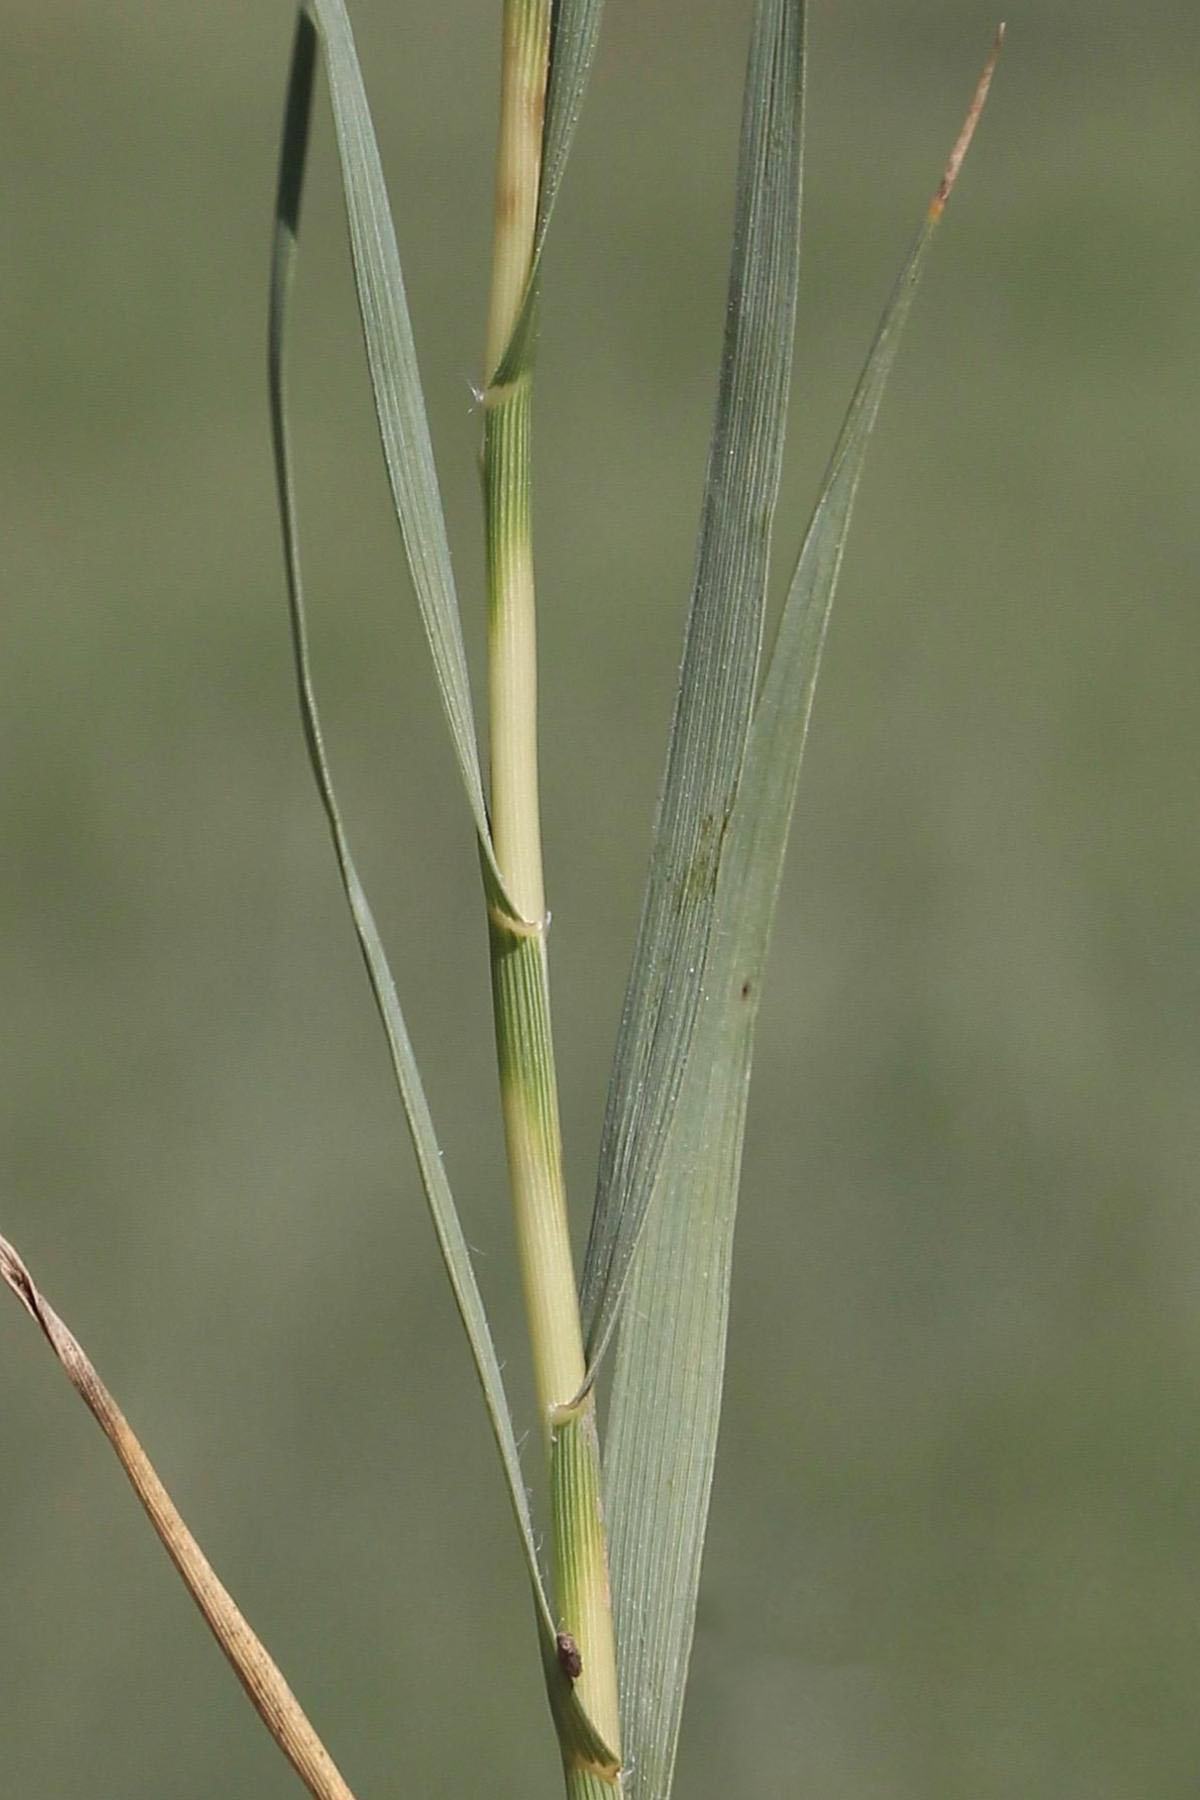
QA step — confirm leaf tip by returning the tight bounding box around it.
[928,22,1005,222]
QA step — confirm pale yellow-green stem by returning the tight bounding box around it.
[483,0,622,1782]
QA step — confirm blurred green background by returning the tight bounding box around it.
[3,2,1197,1795]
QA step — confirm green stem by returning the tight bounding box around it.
[483,0,622,1779]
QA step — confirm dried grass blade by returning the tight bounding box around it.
[0,1233,358,1800]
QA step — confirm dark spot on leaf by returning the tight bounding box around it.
[556,1630,583,1681]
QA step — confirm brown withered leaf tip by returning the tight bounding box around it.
[930,23,1005,220]
[555,1630,583,1682]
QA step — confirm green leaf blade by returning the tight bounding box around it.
[604,34,1002,1795]
[540,0,606,257]
[300,0,523,916]
[269,16,616,1773]
[580,0,807,1373]
[492,0,607,383]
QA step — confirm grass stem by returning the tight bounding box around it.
[482,0,622,1776]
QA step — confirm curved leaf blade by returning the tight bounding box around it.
[270,17,617,1774]
[580,0,806,1374]
[299,0,521,920]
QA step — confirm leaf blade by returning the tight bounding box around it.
[604,34,1003,1799]
[579,0,807,1373]
[0,1231,361,1800]
[270,18,616,1773]
[540,0,606,258]
[492,0,607,383]
[301,0,522,919]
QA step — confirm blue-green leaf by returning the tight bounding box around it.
[580,0,806,1375]
[492,0,607,383]
[270,14,616,1775]
[298,0,524,919]
[603,31,1003,1799]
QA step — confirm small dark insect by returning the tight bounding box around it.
[555,1630,583,1682]
[740,978,752,999]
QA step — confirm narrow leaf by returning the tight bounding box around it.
[492,0,606,383]
[0,1233,359,1800]
[271,16,617,1775]
[540,0,605,255]
[293,0,521,922]
[580,0,806,1373]
[604,33,1004,1800]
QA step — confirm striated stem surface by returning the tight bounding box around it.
[483,0,622,1779]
